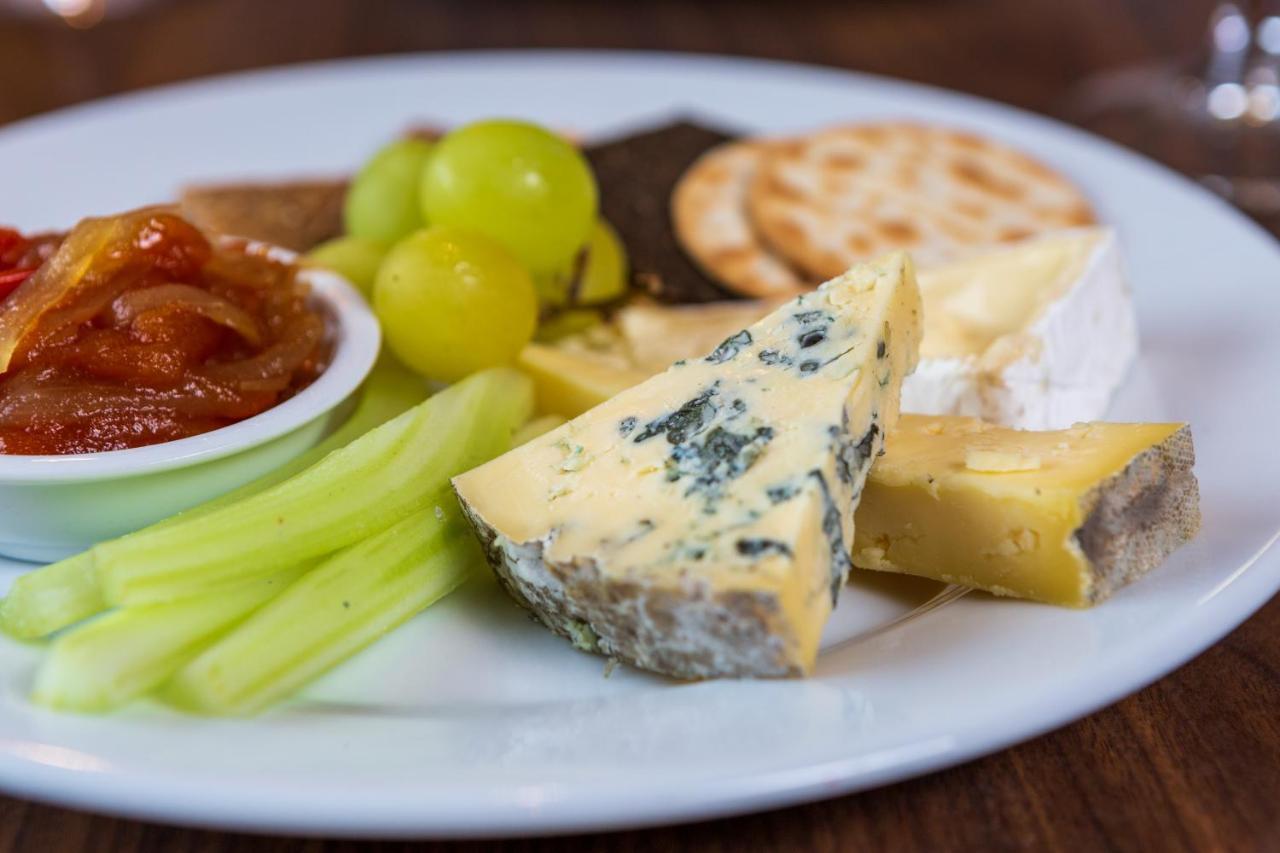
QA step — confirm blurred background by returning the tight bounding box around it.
[0,0,1277,234]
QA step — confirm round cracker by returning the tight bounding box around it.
[747,122,1096,280]
[672,139,812,298]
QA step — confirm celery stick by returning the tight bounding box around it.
[97,368,531,606]
[513,413,567,446]
[187,355,429,514]
[165,499,478,716]
[30,565,310,714]
[0,356,428,640]
[0,553,103,641]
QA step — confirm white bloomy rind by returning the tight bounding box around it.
[902,228,1137,429]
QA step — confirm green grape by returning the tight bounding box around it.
[420,120,597,276]
[531,220,628,308]
[374,226,537,382]
[344,138,433,243]
[306,236,388,297]
[576,220,628,304]
[529,219,629,308]
[532,254,578,307]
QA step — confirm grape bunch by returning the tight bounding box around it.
[307,121,627,383]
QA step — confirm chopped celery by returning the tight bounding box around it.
[165,498,478,716]
[513,413,567,446]
[0,553,103,641]
[31,564,310,713]
[97,367,531,606]
[0,356,429,640]
[189,354,430,514]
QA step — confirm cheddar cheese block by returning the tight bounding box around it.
[454,255,922,678]
[852,416,1200,606]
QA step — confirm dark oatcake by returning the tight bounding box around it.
[585,119,742,303]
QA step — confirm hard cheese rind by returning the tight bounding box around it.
[454,255,922,678]
[852,415,1200,606]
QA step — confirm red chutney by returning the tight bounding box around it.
[0,209,331,455]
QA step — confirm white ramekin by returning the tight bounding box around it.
[0,248,381,562]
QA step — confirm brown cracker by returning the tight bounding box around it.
[179,179,348,252]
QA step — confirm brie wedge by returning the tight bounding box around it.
[906,227,1136,429]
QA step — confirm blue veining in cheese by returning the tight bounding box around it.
[453,253,923,679]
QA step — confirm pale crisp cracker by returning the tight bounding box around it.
[747,122,1096,281]
[672,139,812,298]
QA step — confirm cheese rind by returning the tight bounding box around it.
[852,415,1200,606]
[454,255,922,678]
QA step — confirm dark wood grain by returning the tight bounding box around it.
[1,0,1275,850]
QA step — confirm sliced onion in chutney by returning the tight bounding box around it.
[0,208,332,455]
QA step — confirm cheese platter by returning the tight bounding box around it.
[0,51,1275,837]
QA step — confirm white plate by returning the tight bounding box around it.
[0,51,1278,838]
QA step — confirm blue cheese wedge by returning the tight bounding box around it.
[452,254,922,678]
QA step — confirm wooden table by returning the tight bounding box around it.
[1,0,1277,849]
